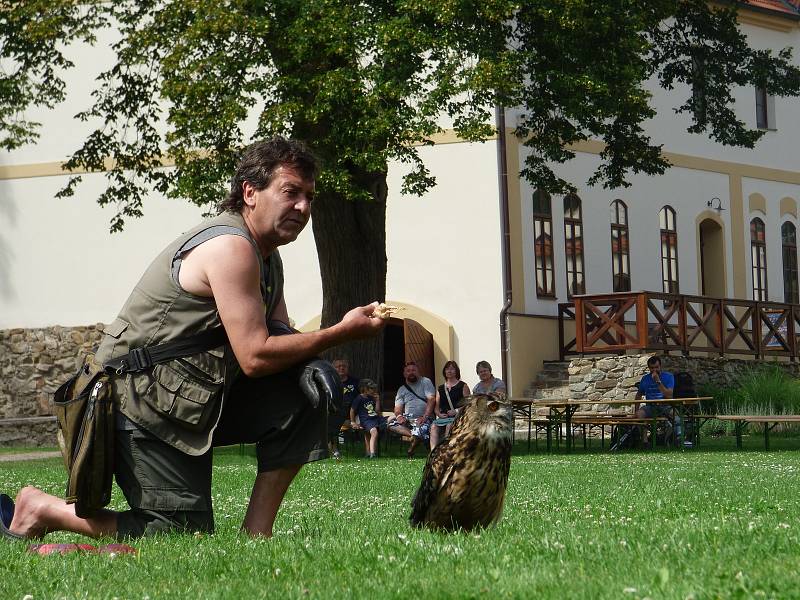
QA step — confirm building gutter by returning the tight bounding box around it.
[495,105,513,389]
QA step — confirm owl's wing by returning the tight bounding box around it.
[409,442,456,527]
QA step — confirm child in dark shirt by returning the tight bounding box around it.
[349,379,386,458]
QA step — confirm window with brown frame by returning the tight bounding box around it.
[564,193,585,297]
[751,217,768,301]
[755,87,769,130]
[610,200,631,292]
[532,189,555,298]
[659,206,679,295]
[782,222,798,304]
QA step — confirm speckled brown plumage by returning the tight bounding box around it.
[409,392,513,532]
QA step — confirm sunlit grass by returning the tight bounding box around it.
[2,444,800,599]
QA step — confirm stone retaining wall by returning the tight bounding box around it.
[567,354,800,415]
[0,325,104,446]
[0,418,58,447]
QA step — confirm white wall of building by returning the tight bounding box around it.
[0,172,204,328]
[385,141,504,377]
[0,141,505,379]
[520,150,733,316]
[643,21,799,173]
[742,177,800,303]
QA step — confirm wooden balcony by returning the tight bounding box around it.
[558,291,798,360]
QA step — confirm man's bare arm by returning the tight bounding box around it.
[180,234,384,376]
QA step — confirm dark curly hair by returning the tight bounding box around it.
[217,137,318,213]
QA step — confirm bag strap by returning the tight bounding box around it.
[103,326,228,374]
[403,383,428,402]
[442,383,455,412]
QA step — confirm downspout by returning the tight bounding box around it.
[496,105,513,389]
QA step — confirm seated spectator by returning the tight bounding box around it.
[328,358,360,459]
[388,361,438,457]
[472,360,506,395]
[635,355,680,444]
[350,379,386,458]
[434,360,469,443]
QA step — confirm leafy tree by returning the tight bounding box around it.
[15,0,800,383]
[0,1,101,151]
[55,0,509,382]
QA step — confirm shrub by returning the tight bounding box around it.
[698,366,800,435]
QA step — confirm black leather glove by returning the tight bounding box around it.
[298,359,343,415]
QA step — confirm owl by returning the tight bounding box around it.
[409,392,513,532]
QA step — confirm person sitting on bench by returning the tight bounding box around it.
[634,355,679,444]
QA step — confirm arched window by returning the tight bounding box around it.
[610,200,631,292]
[532,189,555,297]
[751,217,768,301]
[564,193,585,296]
[659,206,679,294]
[783,222,798,304]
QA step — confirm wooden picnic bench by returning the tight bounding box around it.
[511,397,712,452]
[570,416,670,450]
[713,415,800,449]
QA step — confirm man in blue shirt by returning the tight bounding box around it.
[635,355,679,443]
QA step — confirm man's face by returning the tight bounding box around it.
[243,164,315,249]
[333,360,349,381]
[648,361,661,376]
[404,363,419,383]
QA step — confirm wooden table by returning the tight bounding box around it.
[511,397,712,452]
[510,399,536,451]
[511,399,587,452]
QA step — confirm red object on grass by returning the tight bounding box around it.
[28,543,97,555]
[27,542,137,556]
[97,543,137,554]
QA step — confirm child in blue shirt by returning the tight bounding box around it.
[349,379,387,458]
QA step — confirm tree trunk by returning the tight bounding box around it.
[310,171,388,387]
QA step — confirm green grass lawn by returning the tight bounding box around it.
[2,442,800,599]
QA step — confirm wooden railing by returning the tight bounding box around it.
[558,291,798,360]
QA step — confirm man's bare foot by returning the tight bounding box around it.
[9,487,52,539]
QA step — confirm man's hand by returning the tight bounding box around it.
[415,416,426,427]
[338,303,387,339]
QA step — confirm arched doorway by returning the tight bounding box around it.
[381,317,435,406]
[299,302,451,406]
[699,218,726,298]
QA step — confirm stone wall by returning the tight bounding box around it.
[567,354,800,415]
[0,325,104,446]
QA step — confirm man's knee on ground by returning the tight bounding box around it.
[116,508,214,539]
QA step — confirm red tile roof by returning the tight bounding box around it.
[745,0,800,16]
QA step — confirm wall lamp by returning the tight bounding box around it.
[707,197,725,213]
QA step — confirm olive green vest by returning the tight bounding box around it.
[95,211,283,455]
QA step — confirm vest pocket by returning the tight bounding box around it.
[146,360,223,431]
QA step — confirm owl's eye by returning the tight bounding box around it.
[487,400,499,412]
